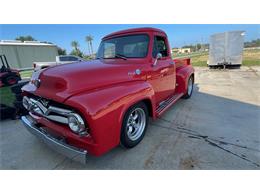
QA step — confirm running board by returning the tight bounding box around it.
[155,93,183,117]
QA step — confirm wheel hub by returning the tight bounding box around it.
[126,108,146,141]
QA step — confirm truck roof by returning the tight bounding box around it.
[103,27,167,40]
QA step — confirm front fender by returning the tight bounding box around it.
[64,81,155,155]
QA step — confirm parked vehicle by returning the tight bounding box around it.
[33,55,85,71]
[0,54,21,87]
[21,28,194,163]
[11,80,30,118]
[208,31,245,68]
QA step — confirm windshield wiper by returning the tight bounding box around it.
[98,54,127,60]
[115,54,127,60]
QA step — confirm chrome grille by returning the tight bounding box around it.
[23,96,72,124]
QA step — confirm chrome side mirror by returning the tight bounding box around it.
[153,53,162,66]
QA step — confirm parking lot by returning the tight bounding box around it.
[0,66,260,169]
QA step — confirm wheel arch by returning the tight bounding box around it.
[119,96,155,128]
[142,99,154,118]
[176,66,195,94]
[190,73,195,81]
[64,81,156,155]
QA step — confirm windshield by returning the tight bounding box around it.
[96,34,149,59]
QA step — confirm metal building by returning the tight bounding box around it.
[208,31,245,67]
[0,40,58,69]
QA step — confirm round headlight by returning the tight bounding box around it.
[68,113,85,134]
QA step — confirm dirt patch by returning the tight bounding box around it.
[179,156,199,170]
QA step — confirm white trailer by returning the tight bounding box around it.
[0,40,58,69]
[208,31,245,68]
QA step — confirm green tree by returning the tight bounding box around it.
[70,49,83,58]
[15,35,36,42]
[70,41,83,58]
[196,43,202,51]
[85,35,94,55]
[57,47,67,55]
[245,39,260,48]
[71,41,79,51]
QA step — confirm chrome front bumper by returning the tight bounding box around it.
[21,116,87,164]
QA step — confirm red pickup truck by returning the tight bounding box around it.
[21,28,194,163]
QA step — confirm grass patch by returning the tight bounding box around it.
[242,49,260,66]
[173,49,260,67]
[20,70,33,79]
[192,61,207,66]
[0,70,33,107]
[242,60,260,66]
[0,86,15,107]
[173,51,208,59]
[0,70,32,107]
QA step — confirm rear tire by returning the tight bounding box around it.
[3,76,20,86]
[120,102,149,148]
[182,75,194,99]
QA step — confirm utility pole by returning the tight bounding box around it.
[201,37,204,52]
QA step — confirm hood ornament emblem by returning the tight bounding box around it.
[135,69,141,75]
[128,69,141,76]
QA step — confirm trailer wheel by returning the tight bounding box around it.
[120,102,149,148]
[182,75,194,99]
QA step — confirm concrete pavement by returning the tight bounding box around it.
[1,66,259,169]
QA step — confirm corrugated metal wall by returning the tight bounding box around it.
[0,44,58,69]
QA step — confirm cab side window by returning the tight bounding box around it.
[152,36,168,58]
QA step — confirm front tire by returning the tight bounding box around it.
[182,75,194,99]
[120,102,149,148]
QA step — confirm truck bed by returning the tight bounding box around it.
[173,58,191,68]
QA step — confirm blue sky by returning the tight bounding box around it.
[0,24,259,54]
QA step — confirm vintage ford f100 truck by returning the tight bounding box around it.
[21,28,194,163]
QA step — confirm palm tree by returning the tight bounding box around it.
[85,35,94,55]
[85,37,91,55]
[71,41,79,51]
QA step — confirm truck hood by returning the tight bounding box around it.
[29,60,142,103]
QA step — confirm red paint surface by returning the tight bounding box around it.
[22,28,194,156]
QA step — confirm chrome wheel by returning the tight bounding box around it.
[126,108,146,141]
[187,77,193,96]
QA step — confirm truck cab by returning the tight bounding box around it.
[21,28,194,163]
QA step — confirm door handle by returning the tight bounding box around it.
[160,68,169,77]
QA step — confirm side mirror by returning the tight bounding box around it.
[153,53,162,66]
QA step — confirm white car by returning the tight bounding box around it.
[33,55,85,71]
